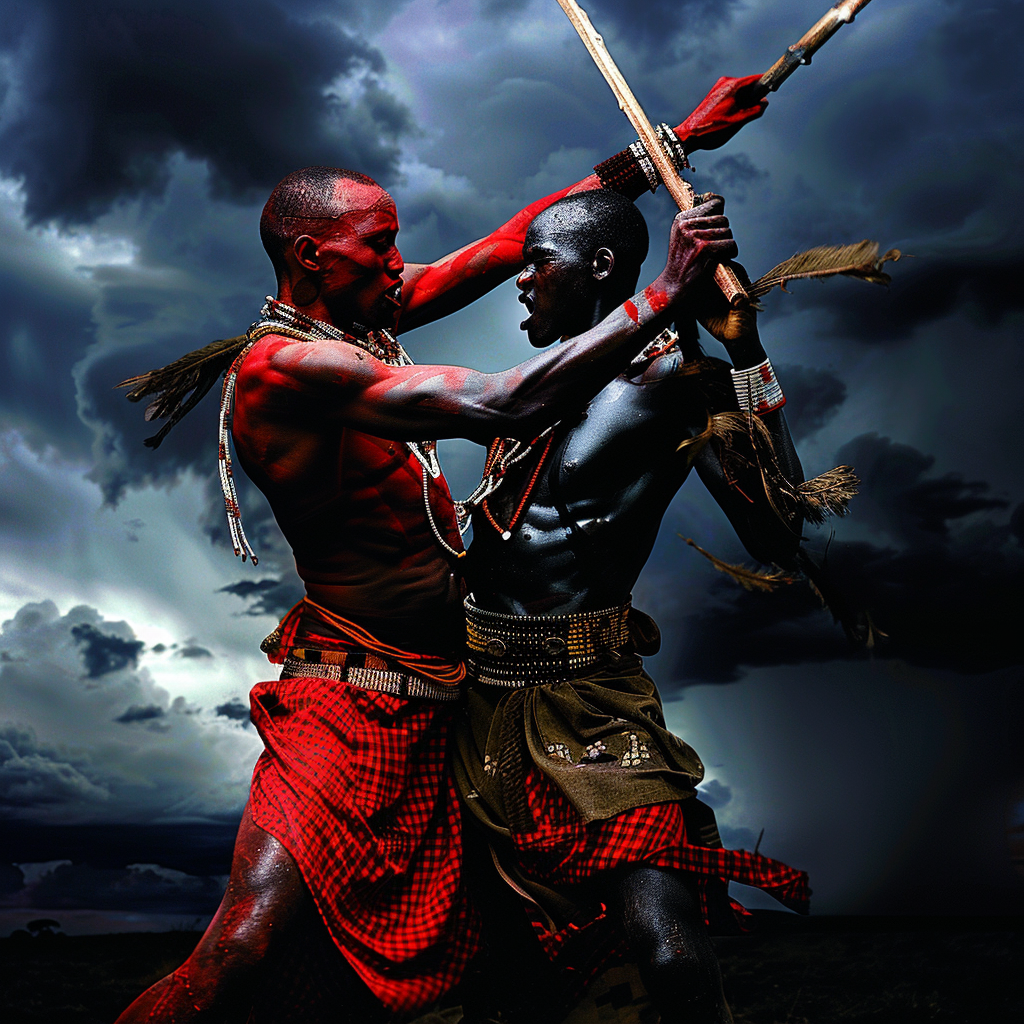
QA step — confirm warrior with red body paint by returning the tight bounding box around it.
[114,79,767,1023]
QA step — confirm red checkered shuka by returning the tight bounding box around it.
[248,674,480,1015]
[510,760,809,965]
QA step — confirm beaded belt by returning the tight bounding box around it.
[465,599,633,687]
[280,648,460,702]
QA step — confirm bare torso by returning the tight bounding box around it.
[231,335,466,654]
[467,348,713,615]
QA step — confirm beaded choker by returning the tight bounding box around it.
[253,298,410,365]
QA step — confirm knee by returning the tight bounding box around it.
[184,822,310,991]
[635,920,699,977]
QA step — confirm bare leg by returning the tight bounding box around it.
[613,867,732,1024]
[115,804,311,1022]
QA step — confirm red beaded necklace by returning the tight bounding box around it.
[479,432,556,540]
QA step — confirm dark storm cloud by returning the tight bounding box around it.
[776,251,1024,345]
[12,861,225,915]
[80,340,222,504]
[0,724,109,811]
[0,863,24,896]
[178,645,213,660]
[0,274,97,457]
[1011,503,1024,547]
[836,433,1008,545]
[741,0,1024,345]
[689,153,769,204]
[70,623,145,678]
[670,434,1023,685]
[479,0,741,44]
[215,699,251,726]
[81,333,291,568]
[1,601,260,824]
[113,704,165,726]
[0,0,412,225]
[773,363,846,442]
[219,577,305,618]
[584,0,741,52]
[1,822,239,875]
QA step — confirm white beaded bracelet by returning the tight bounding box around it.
[731,358,786,414]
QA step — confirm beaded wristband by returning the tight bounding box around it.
[731,358,786,414]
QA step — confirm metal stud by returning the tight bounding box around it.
[543,636,567,656]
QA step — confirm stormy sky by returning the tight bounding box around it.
[1,0,1021,935]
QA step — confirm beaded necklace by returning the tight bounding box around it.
[455,327,681,541]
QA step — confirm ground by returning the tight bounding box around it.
[1,913,1020,1023]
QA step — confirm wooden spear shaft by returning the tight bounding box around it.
[555,0,749,306]
[555,0,879,306]
[760,0,875,93]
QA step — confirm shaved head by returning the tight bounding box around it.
[260,166,394,278]
[527,190,649,284]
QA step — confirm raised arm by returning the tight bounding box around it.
[249,202,736,445]
[396,181,607,333]
[396,75,767,333]
[687,268,805,568]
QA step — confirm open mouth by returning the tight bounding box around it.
[382,282,403,308]
[518,292,535,330]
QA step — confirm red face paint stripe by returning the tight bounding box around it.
[624,299,640,323]
[643,284,670,315]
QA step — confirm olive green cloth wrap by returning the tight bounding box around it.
[453,655,705,835]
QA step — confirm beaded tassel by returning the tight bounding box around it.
[218,344,259,564]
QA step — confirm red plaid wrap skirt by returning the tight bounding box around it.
[512,759,809,964]
[248,674,480,1014]
[454,666,809,973]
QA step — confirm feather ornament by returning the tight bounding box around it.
[675,411,738,453]
[749,241,902,298]
[116,335,250,448]
[794,465,860,524]
[680,536,799,592]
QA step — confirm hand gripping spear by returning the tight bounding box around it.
[555,0,876,306]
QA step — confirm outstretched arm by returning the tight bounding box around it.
[396,75,767,333]
[252,202,736,445]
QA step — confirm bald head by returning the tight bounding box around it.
[260,166,394,279]
[527,190,649,289]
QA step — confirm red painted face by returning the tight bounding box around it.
[305,182,405,330]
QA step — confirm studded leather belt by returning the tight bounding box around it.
[280,648,460,702]
[464,598,633,687]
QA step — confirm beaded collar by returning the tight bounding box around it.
[252,297,411,366]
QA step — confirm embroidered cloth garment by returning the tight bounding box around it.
[453,656,809,972]
[249,666,479,1014]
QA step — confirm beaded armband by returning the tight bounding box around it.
[594,146,656,196]
[731,358,786,415]
[593,124,692,196]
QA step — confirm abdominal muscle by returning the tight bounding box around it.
[237,423,466,656]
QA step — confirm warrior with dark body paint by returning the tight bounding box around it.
[115,79,768,1024]
[453,191,811,1024]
